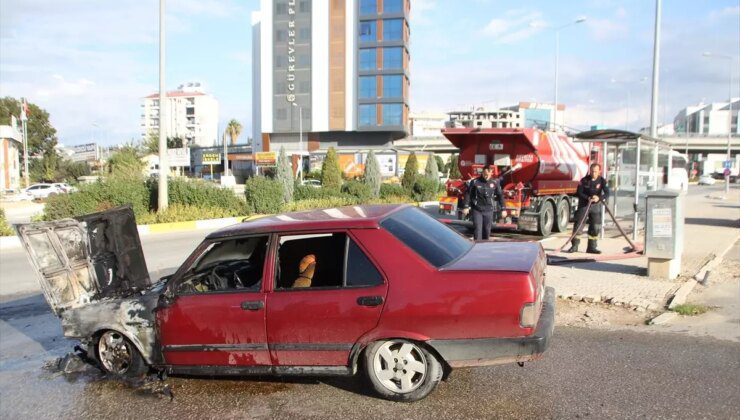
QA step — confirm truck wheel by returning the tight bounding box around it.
[364,339,443,402]
[536,201,555,237]
[553,199,570,233]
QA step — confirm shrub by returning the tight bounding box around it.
[342,180,372,201]
[136,204,237,225]
[448,154,462,179]
[0,209,14,236]
[435,155,446,177]
[294,185,345,200]
[424,153,440,182]
[276,146,294,203]
[305,170,322,180]
[401,153,419,190]
[412,177,440,202]
[106,146,145,180]
[283,196,359,212]
[153,178,248,215]
[245,176,284,214]
[366,195,415,205]
[364,150,382,197]
[44,178,151,220]
[380,183,408,199]
[321,147,342,192]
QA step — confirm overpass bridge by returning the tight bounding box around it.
[659,134,739,156]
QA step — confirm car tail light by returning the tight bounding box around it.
[520,285,544,328]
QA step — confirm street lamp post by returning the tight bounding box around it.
[553,17,586,132]
[157,0,168,211]
[703,52,735,196]
[292,102,303,182]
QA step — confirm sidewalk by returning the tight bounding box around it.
[542,186,739,311]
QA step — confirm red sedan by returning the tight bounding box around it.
[17,204,554,402]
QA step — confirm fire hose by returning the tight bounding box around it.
[557,200,637,253]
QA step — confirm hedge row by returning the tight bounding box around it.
[0,209,14,236]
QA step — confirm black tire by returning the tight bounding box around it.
[536,201,555,237]
[553,198,570,233]
[97,330,148,377]
[363,339,443,402]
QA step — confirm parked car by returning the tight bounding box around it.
[698,175,716,185]
[22,183,63,199]
[16,204,553,402]
[301,179,322,188]
[51,183,75,193]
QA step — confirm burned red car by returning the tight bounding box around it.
[17,204,554,401]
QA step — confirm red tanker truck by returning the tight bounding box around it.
[439,128,600,237]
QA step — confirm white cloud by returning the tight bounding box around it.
[586,18,628,41]
[481,9,546,44]
[710,6,740,20]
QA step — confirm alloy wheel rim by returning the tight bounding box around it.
[98,331,132,374]
[373,341,427,394]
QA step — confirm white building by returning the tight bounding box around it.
[673,98,740,135]
[141,82,219,148]
[393,112,455,157]
[446,108,524,129]
[0,125,21,192]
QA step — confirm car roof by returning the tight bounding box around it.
[207,204,410,239]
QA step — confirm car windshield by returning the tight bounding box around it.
[380,207,472,268]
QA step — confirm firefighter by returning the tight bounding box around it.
[461,164,505,241]
[568,163,610,254]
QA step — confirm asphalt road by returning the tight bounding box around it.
[0,293,738,419]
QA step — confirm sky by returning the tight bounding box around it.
[0,0,738,147]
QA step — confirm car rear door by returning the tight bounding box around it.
[266,231,388,367]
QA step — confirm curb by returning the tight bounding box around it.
[692,234,740,283]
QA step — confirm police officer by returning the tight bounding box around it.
[461,164,505,241]
[568,163,610,254]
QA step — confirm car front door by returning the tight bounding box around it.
[266,231,388,367]
[156,235,272,367]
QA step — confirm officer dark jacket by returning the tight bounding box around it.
[462,176,504,212]
[576,175,610,208]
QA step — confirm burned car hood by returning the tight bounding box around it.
[16,205,151,315]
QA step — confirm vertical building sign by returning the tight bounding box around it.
[286,0,296,103]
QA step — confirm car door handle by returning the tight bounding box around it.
[240,300,264,311]
[357,296,384,307]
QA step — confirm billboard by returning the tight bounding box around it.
[71,143,98,162]
[338,154,365,178]
[376,154,397,177]
[201,152,221,165]
[167,148,190,167]
[255,151,277,166]
[397,153,429,175]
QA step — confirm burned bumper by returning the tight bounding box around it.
[428,287,555,368]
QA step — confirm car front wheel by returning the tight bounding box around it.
[97,330,147,377]
[364,339,443,402]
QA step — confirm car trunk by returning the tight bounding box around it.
[442,241,546,296]
[16,205,151,315]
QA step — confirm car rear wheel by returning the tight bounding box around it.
[536,201,555,237]
[364,339,442,402]
[553,199,570,233]
[97,330,147,377]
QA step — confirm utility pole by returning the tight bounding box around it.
[20,98,29,187]
[158,0,168,211]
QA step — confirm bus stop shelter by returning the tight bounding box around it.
[574,129,674,240]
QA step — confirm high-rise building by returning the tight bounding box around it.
[141,82,219,148]
[252,0,411,156]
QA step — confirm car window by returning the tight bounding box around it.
[176,236,269,294]
[380,207,473,268]
[346,239,383,287]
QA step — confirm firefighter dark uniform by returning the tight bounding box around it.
[462,176,504,240]
[568,175,610,253]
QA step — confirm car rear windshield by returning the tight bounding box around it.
[380,207,472,268]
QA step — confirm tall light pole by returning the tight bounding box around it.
[157,0,168,211]
[553,17,587,132]
[292,102,303,182]
[703,51,735,196]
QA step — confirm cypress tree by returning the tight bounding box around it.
[401,152,419,190]
[276,146,294,202]
[364,150,382,197]
[321,146,342,192]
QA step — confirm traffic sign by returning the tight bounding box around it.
[724,160,733,169]
[724,168,731,177]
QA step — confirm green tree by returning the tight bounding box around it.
[56,159,90,182]
[29,150,59,182]
[0,97,58,157]
[424,153,440,182]
[363,150,382,197]
[276,146,294,202]
[142,131,159,155]
[321,147,342,192]
[226,119,243,145]
[167,136,183,149]
[401,152,419,190]
[447,154,462,179]
[434,155,446,177]
[106,146,144,180]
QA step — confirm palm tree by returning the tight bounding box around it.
[225,119,243,146]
